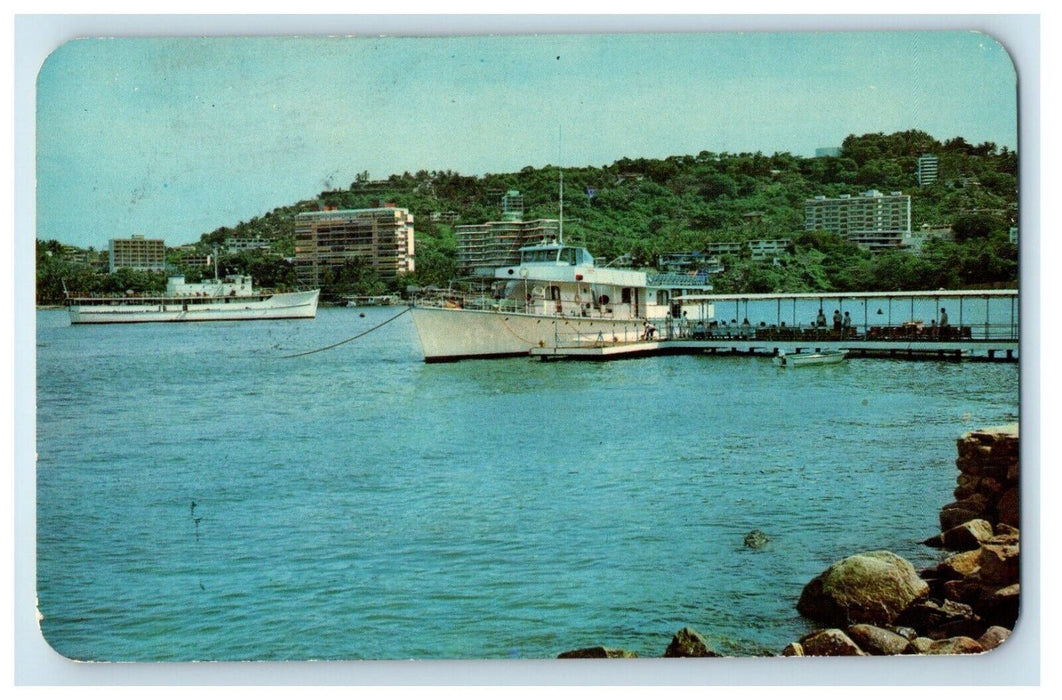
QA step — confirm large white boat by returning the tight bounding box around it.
[67,274,320,324]
[409,239,714,362]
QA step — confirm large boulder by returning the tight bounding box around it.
[797,551,930,627]
[798,629,869,656]
[663,627,719,657]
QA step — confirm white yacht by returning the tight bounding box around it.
[67,274,320,324]
[409,239,713,362]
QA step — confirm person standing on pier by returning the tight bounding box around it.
[833,309,842,332]
[816,309,827,327]
[939,307,950,339]
[842,311,852,338]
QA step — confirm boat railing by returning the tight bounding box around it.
[412,290,626,320]
[666,322,1016,343]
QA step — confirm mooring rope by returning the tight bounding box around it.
[281,307,411,358]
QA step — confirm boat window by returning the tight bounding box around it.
[550,286,561,301]
[621,288,632,304]
[563,247,577,265]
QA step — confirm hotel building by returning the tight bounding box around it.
[805,190,912,252]
[294,207,415,286]
[108,234,166,273]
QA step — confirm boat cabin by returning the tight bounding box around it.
[167,274,255,298]
[519,244,594,267]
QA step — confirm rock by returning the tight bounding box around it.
[953,473,981,501]
[895,599,984,640]
[557,646,637,659]
[978,542,1020,587]
[985,530,1020,547]
[890,626,919,641]
[922,533,945,548]
[797,551,930,627]
[907,637,935,654]
[994,523,1020,538]
[799,629,869,656]
[940,498,988,532]
[845,624,911,655]
[977,625,1011,651]
[922,636,985,655]
[663,627,719,657]
[943,578,976,604]
[743,529,770,549]
[939,519,995,551]
[979,583,1020,629]
[997,488,1020,529]
[781,642,804,657]
[938,549,982,579]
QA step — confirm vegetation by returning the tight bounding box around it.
[37,130,1018,304]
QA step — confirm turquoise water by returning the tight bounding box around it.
[35,307,1019,661]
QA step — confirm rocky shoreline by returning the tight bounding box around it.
[557,424,1020,659]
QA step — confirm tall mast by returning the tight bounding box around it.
[558,126,564,244]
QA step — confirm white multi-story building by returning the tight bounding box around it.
[455,219,561,277]
[918,154,940,186]
[805,190,912,252]
[226,237,273,253]
[108,234,166,273]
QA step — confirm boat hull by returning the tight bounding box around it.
[409,305,644,362]
[774,351,848,367]
[68,290,320,324]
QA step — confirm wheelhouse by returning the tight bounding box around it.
[519,244,595,267]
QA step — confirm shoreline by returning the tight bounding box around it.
[556,424,1021,659]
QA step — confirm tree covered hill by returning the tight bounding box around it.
[37,130,1018,304]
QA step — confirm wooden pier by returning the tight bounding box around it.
[531,289,1019,363]
[531,337,1018,362]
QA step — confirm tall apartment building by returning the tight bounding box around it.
[500,190,524,220]
[455,219,560,277]
[294,207,415,286]
[804,190,912,252]
[108,234,166,273]
[918,154,940,186]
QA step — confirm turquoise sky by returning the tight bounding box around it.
[36,32,1018,249]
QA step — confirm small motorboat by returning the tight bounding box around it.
[773,349,848,367]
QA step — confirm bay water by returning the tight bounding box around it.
[35,307,1019,661]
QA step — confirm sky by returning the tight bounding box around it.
[34,28,1019,250]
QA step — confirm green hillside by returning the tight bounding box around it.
[37,130,1018,304]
